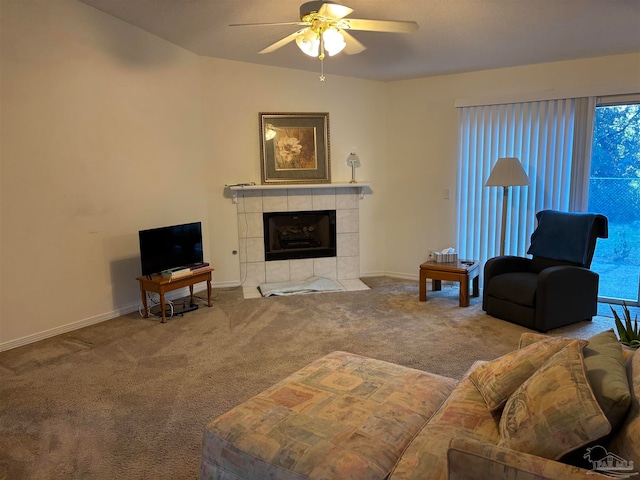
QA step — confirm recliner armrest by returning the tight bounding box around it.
[534,266,599,331]
[483,256,533,310]
[447,438,594,480]
[484,256,532,279]
[537,265,598,287]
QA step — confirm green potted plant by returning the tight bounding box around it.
[611,302,640,349]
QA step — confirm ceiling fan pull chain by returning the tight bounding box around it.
[319,32,326,81]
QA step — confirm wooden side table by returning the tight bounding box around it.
[137,267,213,323]
[419,260,479,307]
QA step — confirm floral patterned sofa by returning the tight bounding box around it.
[199,331,639,479]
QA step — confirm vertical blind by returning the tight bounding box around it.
[456,99,577,270]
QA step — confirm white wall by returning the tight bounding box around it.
[1,0,638,349]
[1,0,208,347]
[0,0,387,348]
[384,53,640,278]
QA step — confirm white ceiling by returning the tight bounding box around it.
[78,0,640,82]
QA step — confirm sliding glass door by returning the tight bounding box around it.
[588,101,640,305]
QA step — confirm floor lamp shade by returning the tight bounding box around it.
[485,158,530,256]
[485,157,530,187]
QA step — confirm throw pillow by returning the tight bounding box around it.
[582,329,631,431]
[519,330,631,431]
[470,337,586,411]
[518,332,553,348]
[498,341,611,460]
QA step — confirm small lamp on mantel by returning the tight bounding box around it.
[485,157,530,256]
[346,152,361,183]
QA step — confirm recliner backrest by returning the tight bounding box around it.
[527,210,608,269]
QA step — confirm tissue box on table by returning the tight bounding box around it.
[433,252,458,263]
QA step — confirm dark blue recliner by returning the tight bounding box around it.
[483,210,608,332]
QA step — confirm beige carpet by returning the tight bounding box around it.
[0,277,618,479]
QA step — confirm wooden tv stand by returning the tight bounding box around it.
[136,267,213,323]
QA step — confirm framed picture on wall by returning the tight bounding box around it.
[259,112,331,184]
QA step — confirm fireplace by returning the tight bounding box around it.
[230,185,363,288]
[263,210,336,261]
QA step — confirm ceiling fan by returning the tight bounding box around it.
[230,1,419,80]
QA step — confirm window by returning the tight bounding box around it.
[588,99,640,305]
[456,93,640,301]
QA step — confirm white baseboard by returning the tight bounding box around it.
[0,284,210,352]
[0,304,139,352]
[360,270,386,278]
[0,273,436,352]
[382,271,419,281]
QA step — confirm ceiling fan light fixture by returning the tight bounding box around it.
[322,27,346,56]
[233,2,419,81]
[295,29,320,56]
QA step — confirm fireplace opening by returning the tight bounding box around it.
[263,210,336,261]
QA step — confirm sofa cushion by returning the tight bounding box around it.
[447,438,595,480]
[486,272,538,306]
[469,337,584,411]
[582,329,631,430]
[608,347,640,471]
[498,341,611,460]
[200,351,457,480]
[388,363,501,480]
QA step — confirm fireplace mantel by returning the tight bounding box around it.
[228,182,370,203]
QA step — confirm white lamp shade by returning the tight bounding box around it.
[323,28,346,56]
[346,153,360,167]
[296,30,320,57]
[485,157,529,187]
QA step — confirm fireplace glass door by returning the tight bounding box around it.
[263,210,337,261]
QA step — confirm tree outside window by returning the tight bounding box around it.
[589,103,640,302]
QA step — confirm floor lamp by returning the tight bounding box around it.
[485,157,530,256]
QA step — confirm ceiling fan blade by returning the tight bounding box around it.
[229,21,308,27]
[317,2,353,20]
[341,30,366,55]
[258,29,307,54]
[344,18,419,33]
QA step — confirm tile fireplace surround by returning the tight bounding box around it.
[231,184,369,296]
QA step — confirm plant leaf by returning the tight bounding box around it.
[611,304,640,348]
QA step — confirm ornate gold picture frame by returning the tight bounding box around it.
[259,112,331,184]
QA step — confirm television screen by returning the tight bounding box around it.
[138,222,203,276]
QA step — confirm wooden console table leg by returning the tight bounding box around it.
[459,275,469,307]
[419,269,427,301]
[472,275,480,297]
[140,288,149,318]
[189,285,194,305]
[160,293,167,324]
[207,279,212,307]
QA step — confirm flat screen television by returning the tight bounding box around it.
[138,221,204,276]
